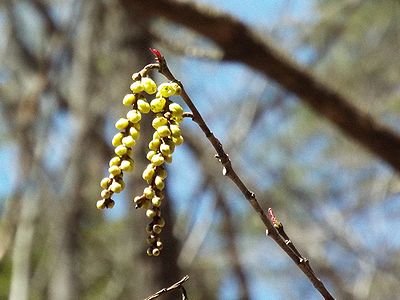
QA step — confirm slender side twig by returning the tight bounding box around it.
[144,275,189,300]
[138,50,335,300]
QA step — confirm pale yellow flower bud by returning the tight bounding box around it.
[169,103,183,116]
[152,116,168,129]
[170,124,181,137]
[149,139,161,151]
[137,99,151,113]
[109,156,121,167]
[120,159,134,172]
[157,125,171,138]
[110,181,123,193]
[146,150,156,161]
[100,177,111,189]
[130,81,144,93]
[158,83,175,98]
[122,135,136,148]
[154,175,165,190]
[144,186,155,199]
[150,97,166,113]
[126,109,141,123]
[152,248,160,256]
[115,145,128,156]
[142,166,155,182]
[112,132,124,147]
[152,196,162,207]
[141,77,157,94]
[172,135,184,145]
[108,165,121,176]
[96,199,106,209]
[101,189,112,199]
[129,127,139,139]
[146,209,156,219]
[122,94,136,106]
[151,153,165,166]
[115,118,129,130]
[160,144,171,156]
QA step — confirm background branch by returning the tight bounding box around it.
[129,0,400,173]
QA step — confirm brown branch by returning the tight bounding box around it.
[138,53,335,299]
[129,0,400,173]
[149,29,223,60]
[31,0,62,35]
[144,275,189,300]
[4,0,41,70]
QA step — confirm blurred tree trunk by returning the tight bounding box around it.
[48,0,99,298]
[119,3,183,298]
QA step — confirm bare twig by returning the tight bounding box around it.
[144,275,189,300]
[138,51,335,299]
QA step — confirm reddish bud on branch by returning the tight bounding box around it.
[268,208,281,228]
[149,48,163,61]
[268,208,276,222]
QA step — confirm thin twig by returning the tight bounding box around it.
[144,275,190,300]
[139,52,335,299]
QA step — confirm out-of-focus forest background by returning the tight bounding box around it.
[1,0,400,299]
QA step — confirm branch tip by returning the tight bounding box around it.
[149,48,164,61]
[268,208,281,228]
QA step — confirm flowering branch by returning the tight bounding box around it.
[144,50,335,299]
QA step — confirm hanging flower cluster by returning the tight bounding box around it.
[98,70,184,256]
